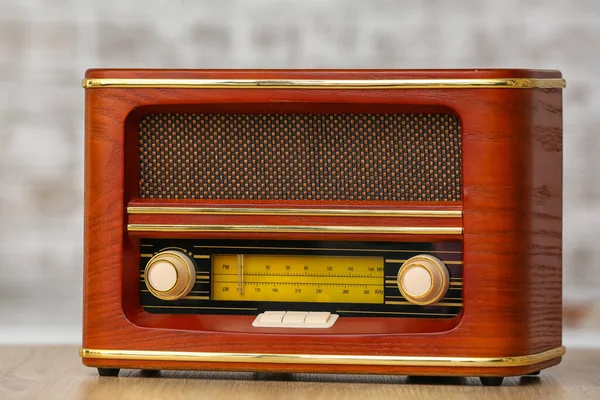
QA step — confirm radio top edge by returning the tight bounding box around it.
[81,68,565,90]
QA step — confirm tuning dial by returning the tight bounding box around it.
[144,250,196,301]
[397,254,449,305]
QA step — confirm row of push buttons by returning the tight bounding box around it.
[252,311,339,328]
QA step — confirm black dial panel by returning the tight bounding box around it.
[139,239,463,319]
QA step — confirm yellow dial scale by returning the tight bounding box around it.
[212,254,385,304]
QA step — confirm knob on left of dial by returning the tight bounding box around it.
[144,250,196,300]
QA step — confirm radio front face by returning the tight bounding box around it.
[123,102,464,333]
[83,70,565,380]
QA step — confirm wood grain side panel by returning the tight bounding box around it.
[462,89,537,356]
[525,88,563,352]
[462,88,562,355]
[83,88,127,348]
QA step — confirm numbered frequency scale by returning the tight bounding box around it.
[141,239,463,327]
[213,254,385,303]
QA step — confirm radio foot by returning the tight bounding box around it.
[140,369,161,377]
[254,372,293,381]
[479,377,504,386]
[527,370,541,376]
[97,368,120,377]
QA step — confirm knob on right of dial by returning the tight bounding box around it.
[397,254,449,305]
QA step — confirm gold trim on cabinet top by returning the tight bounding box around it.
[82,78,566,90]
[80,346,565,367]
[127,206,462,218]
[127,224,463,235]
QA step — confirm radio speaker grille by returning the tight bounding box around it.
[139,113,462,201]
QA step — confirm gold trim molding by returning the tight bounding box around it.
[82,78,566,90]
[127,224,463,235]
[127,206,462,218]
[80,346,565,367]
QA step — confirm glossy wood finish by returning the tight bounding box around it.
[83,69,562,376]
[85,68,563,80]
[4,346,599,399]
[126,200,464,241]
[83,355,561,378]
[129,313,463,335]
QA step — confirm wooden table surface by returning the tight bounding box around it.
[0,346,598,400]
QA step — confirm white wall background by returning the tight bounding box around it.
[0,0,599,344]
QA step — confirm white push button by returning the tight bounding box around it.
[304,312,338,328]
[252,311,339,328]
[259,311,286,324]
[305,312,331,325]
[282,311,308,324]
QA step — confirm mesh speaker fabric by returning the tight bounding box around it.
[139,113,461,201]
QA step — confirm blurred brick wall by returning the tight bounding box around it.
[0,0,599,339]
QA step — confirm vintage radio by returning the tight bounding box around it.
[81,69,565,385]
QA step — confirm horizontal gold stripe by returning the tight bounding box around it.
[141,290,208,295]
[140,253,154,258]
[193,245,462,254]
[182,295,210,300]
[385,276,464,280]
[336,310,458,316]
[128,224,463,235]
[384,301,463,307]
[384,279,463,288]
[384,295,461,300]
[80,346,565,367]
[82,78,566,90]
[141,291,210,299]
[140,275,210,281]
[143,305,256,311]
[193,255,211,259]
[386,259,463,265]
[127,206,462,218]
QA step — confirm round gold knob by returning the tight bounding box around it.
[397,254,449,305]
[144,250,196,301]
